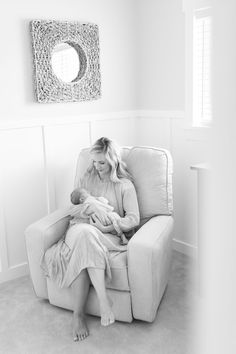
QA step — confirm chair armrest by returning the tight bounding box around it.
[25,208,70,299]
[127,215,174,322]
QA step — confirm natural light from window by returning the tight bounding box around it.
[193,9,212,127]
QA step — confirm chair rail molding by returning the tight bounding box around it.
[0,110,137,131]
[136,110,185,119]
[0,110,185,132]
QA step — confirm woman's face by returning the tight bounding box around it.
[91,152,111,178]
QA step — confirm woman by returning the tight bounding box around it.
[42,137,140,342]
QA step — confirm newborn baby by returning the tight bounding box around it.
[70,187,129,245]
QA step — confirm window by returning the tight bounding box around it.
[183,0,212,128]
[193,9,212,126]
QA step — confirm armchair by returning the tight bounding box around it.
[25,146,174,323]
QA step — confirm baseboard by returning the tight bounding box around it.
[0,263,29,284]
[173,238,197,259]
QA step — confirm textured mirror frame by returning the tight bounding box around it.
[30,20,101,103]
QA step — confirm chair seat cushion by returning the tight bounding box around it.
[106,251,130,291]
[47,280,133,322]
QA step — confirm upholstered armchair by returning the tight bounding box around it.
[25,146,174,323]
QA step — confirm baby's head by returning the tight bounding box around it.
[70,188,90,205]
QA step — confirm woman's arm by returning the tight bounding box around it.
[118,181,140,232]
[70,200,111,224]
[80,173,112,225]
[91,181,140,233]
[90,214,115,233]
[69,204,90,218]
[89,204,112,225]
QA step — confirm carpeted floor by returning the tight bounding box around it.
[0,251,197,354]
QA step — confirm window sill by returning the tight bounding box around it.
[184,126,211,141]
[190,162,210,171]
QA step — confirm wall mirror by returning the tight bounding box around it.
[51,42,81,83]
[30,20,101,103]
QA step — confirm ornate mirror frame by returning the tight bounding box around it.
[30,20,101,103]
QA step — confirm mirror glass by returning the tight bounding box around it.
[51,42,80,83]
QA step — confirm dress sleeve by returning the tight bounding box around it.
[118,181,140,232]
[97,196,109,205]
[69,203,91,218]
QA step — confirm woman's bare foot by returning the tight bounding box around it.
[72,313,89,341]
[100,298,115,326]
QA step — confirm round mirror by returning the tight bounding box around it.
[51,42,80,83]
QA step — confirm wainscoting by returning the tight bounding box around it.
[0,110,204,283]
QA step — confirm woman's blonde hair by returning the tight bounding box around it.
[88,137,132,182]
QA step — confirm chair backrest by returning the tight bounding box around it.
[74,146,173,222]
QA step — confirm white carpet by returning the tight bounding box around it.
[0,251,197,354]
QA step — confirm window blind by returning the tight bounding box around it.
[193,10,212,126]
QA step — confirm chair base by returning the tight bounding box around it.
[47,279,133,323]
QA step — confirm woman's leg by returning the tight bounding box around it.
[87,268,115,326]
[71,269,90,341]
[65,224,114,330]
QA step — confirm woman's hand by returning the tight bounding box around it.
[92,207,111,225]
[90,215,115,233]
[90,215,106,232]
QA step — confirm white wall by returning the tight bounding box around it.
[136,0,185,110]
[0,0,136,121]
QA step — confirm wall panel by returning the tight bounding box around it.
[0,127,47,280]
[135,117,171,150]
[44,122,90,210]
[91,117,136,147]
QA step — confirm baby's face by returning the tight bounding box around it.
[71,188,89,204]
[79,189,90,202]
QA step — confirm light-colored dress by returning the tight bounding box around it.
[41,172,140,288]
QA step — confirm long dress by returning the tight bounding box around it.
[41,172,140,288]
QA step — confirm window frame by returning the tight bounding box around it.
[183,0,212,131]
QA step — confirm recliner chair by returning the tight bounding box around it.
[25,146,174,323]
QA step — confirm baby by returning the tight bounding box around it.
[70,187,129,245]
